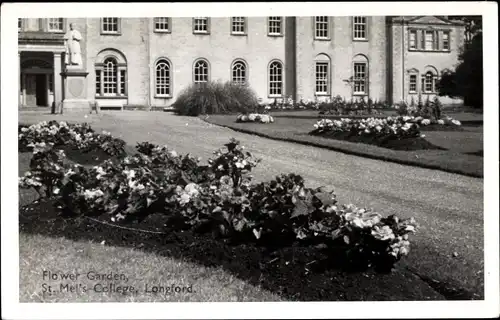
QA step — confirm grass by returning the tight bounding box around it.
[203,115,483,178]
[19,233,284,302]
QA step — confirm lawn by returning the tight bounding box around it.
[16,111,484,302]
[203,115,483,178]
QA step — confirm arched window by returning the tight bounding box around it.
[95,49,127,97]
[231,60,247,85]
[103,58,118,94]
[268,60,283,97]
[424,72,435,93]
[352,54,369,96]
[193,59,209,87]
[314,54,331,95]
[421,66,438,93]
[155,59,172,96]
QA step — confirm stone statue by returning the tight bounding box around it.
[64,23,82,67]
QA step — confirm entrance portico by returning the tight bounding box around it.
[18,32,65,112]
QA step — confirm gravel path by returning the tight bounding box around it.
[19,111,484,298]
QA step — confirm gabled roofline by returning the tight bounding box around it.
[389,15,466,26]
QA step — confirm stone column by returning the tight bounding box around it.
[18,52,21,106]
[53,52,62,114]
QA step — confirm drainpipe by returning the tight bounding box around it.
[147,18,152,111]
[401,17,405,103]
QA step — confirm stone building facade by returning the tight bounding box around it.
[18,16,465,111]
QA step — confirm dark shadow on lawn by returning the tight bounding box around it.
[19,198,451,302]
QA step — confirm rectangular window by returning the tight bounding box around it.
[425,30,435,50]
[315,62,329,94]
[48,18,64,32]
[193,17,209,34]
[268,17,282,36]
[409,74,417,93]
[120,70,126,95]
[96,71,101,95]
[314,16,329,39]
[409,30,417,50]
[154,17,170,32]
[442,31,450,50]
[102,18,119,34]
[231,17,246,34]
[353,62,367,94]
[353,16,367,40]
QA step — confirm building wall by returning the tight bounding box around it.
[148,17,286,107]
[18,16,467,108]
[390,17,466,104]
[295,16,387,102]
[85,18,150,106]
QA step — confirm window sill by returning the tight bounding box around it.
[154,30,171,34]
[353,38,368,42]
[95,95,128,99]
[315,93,330,96]
[409,49,451,53]
[268,95,283,98]
[352,93,367,96]
[193,31,210,35]
[267,33,284,37]
[231,32,247,36]
[314,37,331,41]
[154,95,173,99]
[48,30,65,34]
[101,32,122,36]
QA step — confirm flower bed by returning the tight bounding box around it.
[18,121,126,163]
[310,116,446,151]
[19,122,418,272]
[257,95,392,115]
[236,113,275,124]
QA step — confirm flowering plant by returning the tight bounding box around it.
[236,113,275,124]
[312,116,423,139]
[19,120,125,156]
[19,124,419,272]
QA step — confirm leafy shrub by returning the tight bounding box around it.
[19,123,419,271]
[173,81,259,116]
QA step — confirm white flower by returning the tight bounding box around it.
[371,225,395,241]
[169,150,178,157]
[437,119,445,125]
[179,193,191,206]
[235,162,244,169]
[421,119,431,126]
[53,188,60,195]
[123,169,136,180]
[452,119,461,126]
[184,183,199,196]
[405,225,416,232]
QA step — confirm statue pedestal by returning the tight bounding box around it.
[61,66,90,113]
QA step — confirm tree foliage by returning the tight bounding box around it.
[437,16,483,108]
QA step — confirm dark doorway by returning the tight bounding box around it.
[35,74,47,106]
